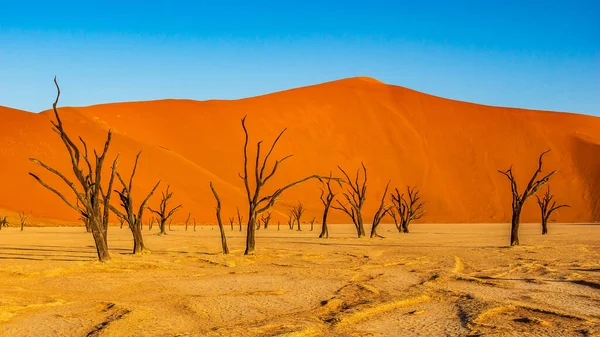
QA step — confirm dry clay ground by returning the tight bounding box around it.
[0,223,599,337]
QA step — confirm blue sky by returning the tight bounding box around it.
[0,1,598,115]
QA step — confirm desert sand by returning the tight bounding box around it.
[1,77,600,226]
[0,223,598,336]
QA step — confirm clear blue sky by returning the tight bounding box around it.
[0,1,598,115]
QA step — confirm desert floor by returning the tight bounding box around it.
[0,223,598,337]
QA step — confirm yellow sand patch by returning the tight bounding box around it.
[0,299,68,323]
[473,305,516,323]
[453,256,464,273]
[337,295,431,326]
[276,327,320,337]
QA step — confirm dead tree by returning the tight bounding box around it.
[0,216,8,230]
[149,185,182,235]
[110,152,160,254]
[390,186,424,234]
[370,181,392,238]
[332,163,367,238]
[498,150,556,246]
[19,211,31,231]
[287,210,294,230]
[239,116,324,255]
[261,212,272,229]
[229,217,235,231]
[209,182,230,254]
[319,173,339,238]
[168,219,173,231]
[536,185,569,235]
[237,207,243,231]
[119,217,124,229]
[309,217,316,231]
[185,212,191,231]
[277,220,281,230]
[291,201,305,231]
[29,77,118,262]
[148,217,154,231]
[193,217,197,231]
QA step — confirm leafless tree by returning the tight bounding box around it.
[0,216,8,230]
[332,163,367,238]
[309,217,316,231]
[370,181,392,238]
[110,152,160,254]
[149,185,182,235]
[229,217,235,231]
[209,182,230,254]
[185,212,191,231]
[290,201,305,231]
[238,116,324,255]
[28,77,118,262]
[390,186,424,234]
[193,217,197,232]
[277,220,281,230]
[536,185,569,235]
[287,210,294,230]
[168,218,173,231]
[319,173,339,238]
[18,211,31,231]
[119,217,124,229]
[498,150,556,246]
[148,216,154,231]
[237,207,243,231]
[261,212,272,229]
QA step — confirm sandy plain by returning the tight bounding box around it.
[0,223,599,336]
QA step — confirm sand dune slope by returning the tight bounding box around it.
[1,77,600,224]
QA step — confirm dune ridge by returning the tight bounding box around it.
[1,77,599,225]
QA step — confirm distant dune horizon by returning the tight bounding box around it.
[1,76,599,226]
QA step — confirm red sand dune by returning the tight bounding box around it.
[1,77,600,225]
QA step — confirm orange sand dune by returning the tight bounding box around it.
[1,77,600,225]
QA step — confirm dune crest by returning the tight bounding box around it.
[1,78,599,225]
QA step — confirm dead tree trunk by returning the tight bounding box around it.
[391,186,425,234]
[185,213,191,231]
[310,217,315,231]
[210,182,230,254]
[277,220,281,230]
[29,77,117,262]
[110,152,160,254]
[148,217,154,231]
[149,185,182,235]
[287,210,294,230]
[370,181,391,238]
[291,201,305,231]
[261,212,272,229]
[319,173,339,238]
[0,216,8,230]
[18,211,30,231]
[237,207,243,231]
[193,217,197,232]
[239,116,327,255]
[332,163,367,238]
[499,150,556,246]
[229,217,235,231]
[536,185,569,235]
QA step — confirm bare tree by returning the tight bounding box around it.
[193,217,197,232]
[229,217,235,231]
[332,163,367,238]
[261,212,272,229]
[237,207,243,231]
[148,216,154,231]
[309,217,316,231]
[390,186,424,234]
[110,152,160,254]
[209,182,230,254]
[319,173,339,238]
[185,212,191,231]
[498,150,556,246]
[287,210,294,230]
[119,217,124,229]
[536,185,569,235]
[370,181,392,238]
[28,77,118,262]
[238,116,324,255]
[168,218,173,231]
[149,185,182,235]
[0,216,8,230]
[18,211,31,231]
[290,201,305,231]
[277,220,281,230]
